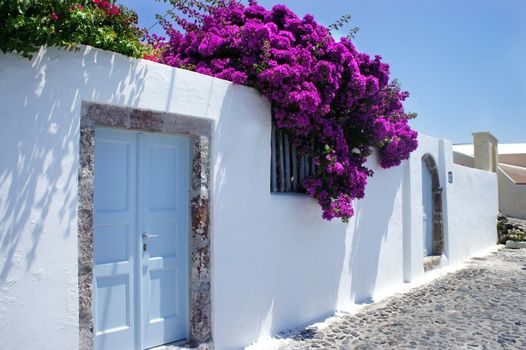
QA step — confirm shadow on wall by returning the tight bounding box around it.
[210,82,404,347]
[438,141,449,258]
[211,83,291,347]
[347,163,402,304]
[0,46,149,282]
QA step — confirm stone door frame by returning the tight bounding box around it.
[78,101,212,349]
[421,153,444,256]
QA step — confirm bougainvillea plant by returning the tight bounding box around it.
[149,0,418,222]
[0,0,153,59]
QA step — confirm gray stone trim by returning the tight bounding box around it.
[78,127,95,350]
[80,102,212,137]
[422,153,444,256]
[78,101,213,349]
[190,136,212,343]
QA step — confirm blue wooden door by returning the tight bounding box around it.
[93,129,138,350]
[93,128,190,350]
[138,133,190,349]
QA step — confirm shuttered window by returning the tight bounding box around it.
[271,123,315,193]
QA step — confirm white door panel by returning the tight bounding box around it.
[94,129,137,350]
[139,133,190,349]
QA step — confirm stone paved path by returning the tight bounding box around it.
[271,247,526,350]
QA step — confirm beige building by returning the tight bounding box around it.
[453,132,526,219]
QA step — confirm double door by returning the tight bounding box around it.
[93,128,190,349]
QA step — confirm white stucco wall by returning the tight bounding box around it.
[408,137,497,268]
[448,165,498,260]
[453,146,524,220]
[400,135,456,282]
[211,136,408,348]
[0,47,498,350]
[0,45,240,350]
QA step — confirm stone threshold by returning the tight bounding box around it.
[423,255,442,272]
[149,340,194,350]
[149,340,212,350]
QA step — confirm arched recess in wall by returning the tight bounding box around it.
[421,154,444,257]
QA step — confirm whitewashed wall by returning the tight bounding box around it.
[0,47,497,350]
[402,135,453,282]
[447,165,499,261]
[0,45,240,350]
[212,139,408,348]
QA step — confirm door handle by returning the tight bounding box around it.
[142,232,159,239]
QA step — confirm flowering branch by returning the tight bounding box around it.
[151,0,419,222]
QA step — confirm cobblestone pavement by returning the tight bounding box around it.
[272,247,526,350]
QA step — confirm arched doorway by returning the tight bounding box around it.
[421,154,444,263]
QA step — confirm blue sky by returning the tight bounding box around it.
[120,0,526,144]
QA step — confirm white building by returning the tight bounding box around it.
[0,46,498,350]
[453,133,526,220]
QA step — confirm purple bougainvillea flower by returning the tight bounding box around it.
[152,0,418,222]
